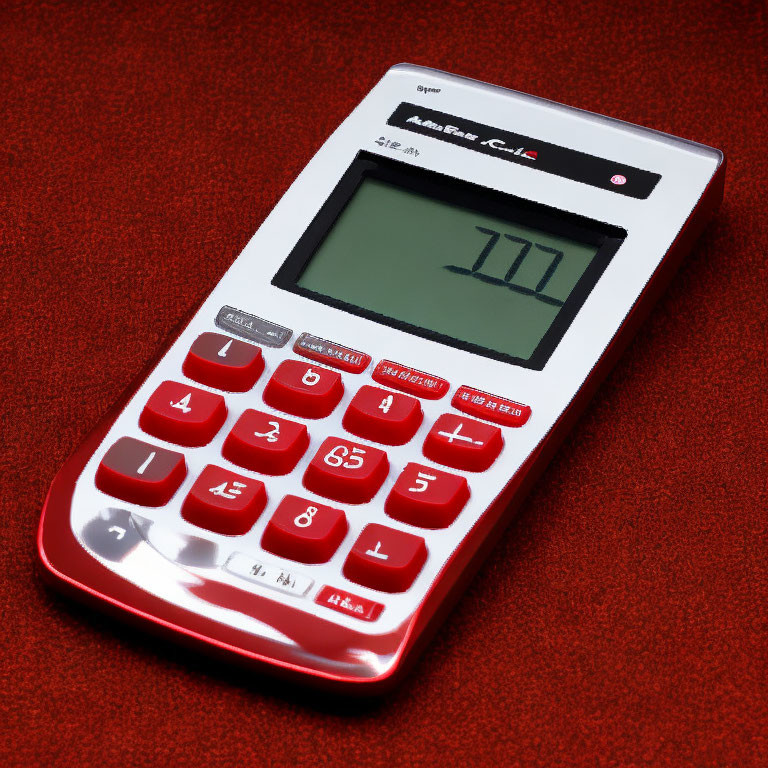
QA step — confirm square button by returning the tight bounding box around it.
[222,409,309,476]
[182,332,264,392]
[342,385,422,445]
[95,437,186,507]
[303,437,388,504]
[181,464,267,535]
[385,462,469,528]
[343,523,427,593]
[423,413,503,472]
[262,360,343,419]
[261,495,348,564]
[139,380,227,447]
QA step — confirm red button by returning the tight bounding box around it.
[452,385,531,428]
[372,360,449,400]
[139,381,227,447]
[315,586,384,621]
[293,333,371,374]
[303,437,388,504]
[222,409,309,475]
[95,437,186,506]
[262,360,343,419]
[182,332,264,392]
[423,413,503,472]
[343,523,427,593]
[342,385,423,446]
[261,495,348,564]
[181,464,267,535]
[385,462,470,528]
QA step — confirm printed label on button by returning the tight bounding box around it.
[315,586,384,621]
[224,552,313,596]
[215,306,292,347]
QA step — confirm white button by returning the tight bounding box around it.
[224,552,313,596]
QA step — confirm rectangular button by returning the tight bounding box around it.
[315,586,384,621]
[224,553,313,596]
[215,306,292,348]
[372,360,449,400]
[452,385,531,427]
[294,332,371,373]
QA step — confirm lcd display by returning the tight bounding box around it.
[295,178,603,362]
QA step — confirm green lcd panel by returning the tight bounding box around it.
[296,178,602,362]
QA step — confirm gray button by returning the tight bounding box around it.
[215,306,292,348]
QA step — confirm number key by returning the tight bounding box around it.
[222,409,309,475]
[303,437,388,504]
[261,495,348,564]
[263,359,343,419]
[343,385,422,445]
[139,380,227,447]
[343,523,427,593]
[181,464,267,535]
[385,462,469,528]
[95,437,186,506]
[183,332,264,392]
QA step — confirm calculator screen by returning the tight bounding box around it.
[296,177,603,363]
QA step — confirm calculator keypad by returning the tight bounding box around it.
[343,523,427,593]
[181,464,267,535]
[93,325,532,624]
[95,437,186,507]
[342,385,423,445]
[140,381,227,447]
[222,409,309,475]
[263,359,344,418]
[261,495,348,564]
[183,332,265,392]
[304,437,389,504]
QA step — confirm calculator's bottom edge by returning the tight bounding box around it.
[37,454,411,695]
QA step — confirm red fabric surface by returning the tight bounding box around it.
[2,1,766,765]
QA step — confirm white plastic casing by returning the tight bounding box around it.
[64,65,722,649]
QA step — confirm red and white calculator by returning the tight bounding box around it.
[39,64,724,693]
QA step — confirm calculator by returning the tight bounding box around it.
[38,64,724,693]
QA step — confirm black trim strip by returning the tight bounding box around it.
[388,102,661,200]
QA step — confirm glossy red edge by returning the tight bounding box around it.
[37,158,725,695]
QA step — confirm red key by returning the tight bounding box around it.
[315,586,384,622]
[139,380,227,447]
[262,359,343,419]
[95,437,186,507]
[342,385,423,446]
[181,464,267,535]
[303,437,388,504]
[371,360,449,400]
[293,333,371,374]
[452,385,531,428]
[343,523,427,593]
[423,413,503,472]
[182,332,264,392]
[222,409,309,475]
[385,462,470,528]
[261,495,348,564]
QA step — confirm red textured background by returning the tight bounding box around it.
[1,1,765,765]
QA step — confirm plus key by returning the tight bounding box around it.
[423,413,503,472]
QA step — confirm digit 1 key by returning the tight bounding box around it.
[95,437,186,506]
